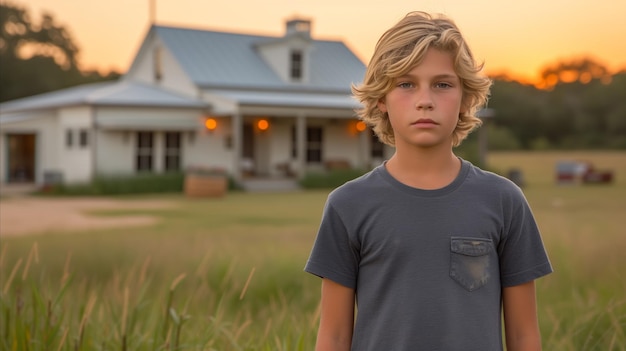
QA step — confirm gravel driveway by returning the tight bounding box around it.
[0,196,175,237]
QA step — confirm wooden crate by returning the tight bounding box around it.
[184,174,227,197]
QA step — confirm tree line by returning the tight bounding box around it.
[485,65,626,150]
[0,2,120,103]
[1,2,625,150]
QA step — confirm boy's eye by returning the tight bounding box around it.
[397,82,414,89]
[435,82,452,89]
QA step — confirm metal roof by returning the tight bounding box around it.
[211,89,360,109]
[154,25,366,92]
[1,24,366,115]
[0,81,209,114]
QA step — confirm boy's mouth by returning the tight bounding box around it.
[412,118,437,125]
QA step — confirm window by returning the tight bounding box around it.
[79,129,89,148]
[66,129,73,148]
[306,127,323,163]
[371,132,384,158]
[291,126,297,158]
[136,132,153,172]
[290,50,303,80]
[164,132,181,171]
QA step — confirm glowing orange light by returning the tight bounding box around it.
[559,70,579,83]
[257,119,269,131]
[579,72,592,84]
[356,121,367,132]
[205,118,217,131]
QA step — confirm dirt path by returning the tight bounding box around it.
[0,197,176,237]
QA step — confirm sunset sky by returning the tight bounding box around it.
[16,0,626,84]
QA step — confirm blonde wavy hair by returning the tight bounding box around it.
[352,11,492,147]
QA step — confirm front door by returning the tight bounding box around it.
[241,123,255,176]
[7,133,36,183]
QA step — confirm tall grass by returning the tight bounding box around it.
[1,151,625,350]
[1,242,320,350]
[490,151,626,350]
[1,191,327,350]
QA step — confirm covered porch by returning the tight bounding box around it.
[204,89,391,182]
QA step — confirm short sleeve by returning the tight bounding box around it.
[304,198,360,289]
[498,187,553,287]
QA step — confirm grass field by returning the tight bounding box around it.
[1,151,625,350]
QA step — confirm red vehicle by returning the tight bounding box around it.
[582,167,614,184]
[556,161,613,185]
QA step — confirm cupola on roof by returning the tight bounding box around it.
[285,18,312,38]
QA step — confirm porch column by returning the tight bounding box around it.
[358,129,369,169]
[232,112,242,182]
[153,132,164,173]
[295,113,306,178]
[90,106,97,181]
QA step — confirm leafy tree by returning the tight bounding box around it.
[546,71,625,149]
[581,73,626,138]
[487,79,550,149]
[0,2,119,102]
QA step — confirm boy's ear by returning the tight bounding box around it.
[377,99,387,113]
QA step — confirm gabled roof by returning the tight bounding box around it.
[151,25,366,92]
[0,81,209,114]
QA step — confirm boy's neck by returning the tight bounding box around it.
[385,146,461,190]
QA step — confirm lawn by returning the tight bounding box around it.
[1,151,625,350]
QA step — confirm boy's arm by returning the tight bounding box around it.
[502,280,542,351]
[315,278,355,351]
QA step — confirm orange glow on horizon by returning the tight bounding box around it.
[19,0,626,84]
[559,70,579,83]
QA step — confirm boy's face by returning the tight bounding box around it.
[377,48,463,151]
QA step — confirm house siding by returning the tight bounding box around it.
[323,120,367,169]
[200,90,239,115]
[95,107,201,130]
[95,107,227,175]
[95,129,134,175]
[267,120,293,177]
[183,117,234,174]
[59,106,93,183]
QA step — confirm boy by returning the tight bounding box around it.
[305,11,552,351]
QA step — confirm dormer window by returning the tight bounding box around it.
[255,18,312,83]
[290,50,303,80]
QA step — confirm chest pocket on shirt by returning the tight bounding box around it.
[450,237,492,291]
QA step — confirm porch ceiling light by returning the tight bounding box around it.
[356,121,367,132]
[205,118,218,131]
[257,119,269,131]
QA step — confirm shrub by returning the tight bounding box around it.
[299,169,367,189]
[40,172,186,196]
[487,125,522,150]
[39,171,245,196]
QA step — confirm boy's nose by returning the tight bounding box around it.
[415,101,434,110]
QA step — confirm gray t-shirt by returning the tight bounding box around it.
[305,159,552,350]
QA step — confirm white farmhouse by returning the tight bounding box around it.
[0,18,390,189]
